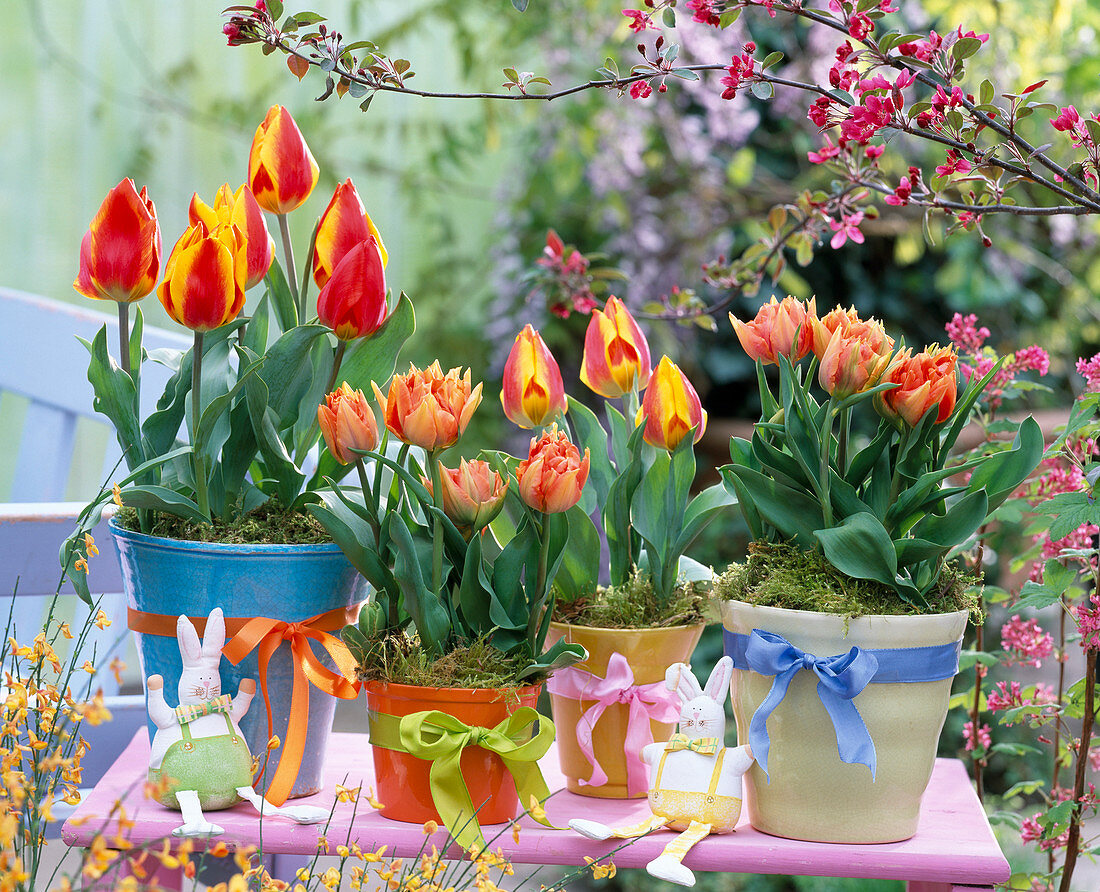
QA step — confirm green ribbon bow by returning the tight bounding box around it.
[665,733,720,754]
[369,706,556,851]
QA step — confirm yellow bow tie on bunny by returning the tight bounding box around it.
[665,734,720,754]
[174,694,233,724]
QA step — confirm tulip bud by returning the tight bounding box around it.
[424,458,508,538]
[372,362,483,451]
[635,356,707,451]
[515,426,590,514]
[74,178,162,304]
[730,296,817,365]
[316,239,388,340]
[500,325,567,429]
[189,184,275,290]
[312,178,389,289]
[247,105,320,215]
[876,344,959,427]
[157,221,248,332]
[580,296,652,398]
[318,383,379,465]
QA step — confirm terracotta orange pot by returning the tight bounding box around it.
[364,681,541,826]
[546,621,704,799]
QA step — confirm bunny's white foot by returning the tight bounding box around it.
[236,787,328,825]
[174,790,225,838]
[172,820,225,838]
[646,855,696,887]
[569,819,615,840]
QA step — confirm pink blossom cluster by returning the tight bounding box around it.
[1076,352,1100,393]
[986,681,1058,717]
[945,313,990,354]
[720,43,757,101]
[622,9,656,33]
[1001,615,1054,668]
[685,0,721,26]
[962,720,991,752]
[535,230,599,318]
[1021,811,1069,851]
[1073,599,1100,652]
[945,313,1050,409]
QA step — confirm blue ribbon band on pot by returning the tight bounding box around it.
[723,628,961,782]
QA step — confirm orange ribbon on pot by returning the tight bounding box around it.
[128,605,362,806]
[222,613,362,806]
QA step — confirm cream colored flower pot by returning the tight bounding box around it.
[721,599,968,843]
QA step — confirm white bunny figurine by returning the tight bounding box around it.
[570,656,754,887]
[146,608,328,837]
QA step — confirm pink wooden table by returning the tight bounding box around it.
[63,730,1010,891]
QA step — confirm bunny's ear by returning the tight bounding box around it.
[201,608,226,663]
[177,615,203,667]
[665,662,703,703]
[703,656,734,702]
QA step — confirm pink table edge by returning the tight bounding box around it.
[63,730,1011,886]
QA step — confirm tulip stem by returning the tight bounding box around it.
[838,406,851,474]
[818,395,836,528]
[326,340,348,394]
[117,302,131,378]
[429,450,445,597]
[530,511,553,648]
[277,213,301,322]
[192,331,210,522]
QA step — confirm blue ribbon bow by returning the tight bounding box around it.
[725,628,962,783]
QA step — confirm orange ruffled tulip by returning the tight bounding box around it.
[425,458,508,537]
[312,179,389,289]
[188,184,274,290]
[74,178,162,304]
[247,105,319,215]
[157,221,248,332]
[372,362,482,451]
[318,383,379,465]
[636,356,708,451]
[316,239,389,340]
[877,344,959,427]
[730,296,817,365]
[817,326,894,398]
[500,325,567,429]
[812,305,894,360]
[516,426,590,514]
[580,296,652,398]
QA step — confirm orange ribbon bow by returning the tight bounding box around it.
[221,613,362,806]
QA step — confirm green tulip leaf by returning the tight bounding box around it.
[909,490,989,550]
[725,465,824,547]
[814,512,898,587]
[264,259,298,332]
[82,326,144,471]
[389,513,451,654]
[554,504,600,599]
[566,397,614,512]
[966,415,1044,509]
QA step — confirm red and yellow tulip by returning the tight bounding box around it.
[730,296,816,365]
[516,426,590,514]
[372,362,482,451]
[580,296,652,398]
[188,184,274,290]
[312,179,388,289]
[876,344,958,427]
[247,105,319,215]
[316,239,389,340]
[157,222,248,332]
[318,383,379,465]
[500,325,567,429]
[636,356,707,451]
[73,178,162,304]
[425,458,508,537]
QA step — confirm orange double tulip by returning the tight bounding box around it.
[500,326,567,429]
[157,222,248,332]
[372,362,482,451]
[425,458,508,537]
[516,426,590,514]
[730,296,816,365]
[247,105,319,215]
[313,179,388,289]
[74,178,162,304]
[636,357,707,451]
[877,345,959,427]
[815,309,895,398]
[316,238,389,340]
[188,184,274,290]
[580,296,652,398]
[318,383,379,465]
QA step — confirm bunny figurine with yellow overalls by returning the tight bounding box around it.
[570,656,754,887]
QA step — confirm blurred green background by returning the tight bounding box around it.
[5,0,1100,886]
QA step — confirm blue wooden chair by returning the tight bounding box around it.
[0,286,190,805]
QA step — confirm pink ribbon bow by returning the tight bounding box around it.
[547,652,681,796]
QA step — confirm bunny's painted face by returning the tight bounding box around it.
[185,671,222,702]
[681,702,721,738]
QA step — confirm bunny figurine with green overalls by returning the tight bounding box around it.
[570,656,754,887]
[146,608,328,837]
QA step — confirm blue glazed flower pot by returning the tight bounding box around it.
[110,519,367,799]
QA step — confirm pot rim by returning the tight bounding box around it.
[362,679,542,700]
[108,516,344,555]
[548,619,708,635]
[720,597,970,623]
